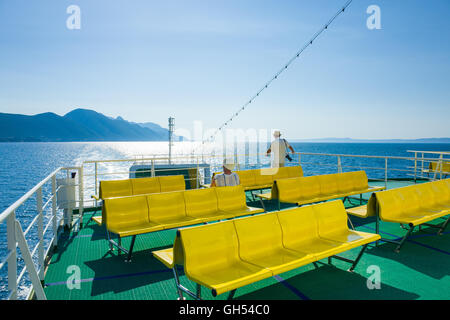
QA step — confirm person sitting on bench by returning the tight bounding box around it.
[211,159,240,187]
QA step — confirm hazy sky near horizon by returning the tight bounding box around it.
[0,0,449,140]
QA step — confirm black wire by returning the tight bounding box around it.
[199,0,353,150]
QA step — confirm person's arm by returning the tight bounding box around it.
[210,175,216,187]
[284,139,295,154]
[266,147,271,156]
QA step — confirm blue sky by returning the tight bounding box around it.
[0,0,449,139]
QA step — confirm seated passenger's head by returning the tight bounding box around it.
[222,159,235,174]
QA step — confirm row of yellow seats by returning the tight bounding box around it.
[346,179,450,252]
[103,185,264,260]
[374,179,450,226]
[210,166,303,190]
[257,171,385,205]
[94,175,186,200]
[235,166,303,190]
[153,200,380,298]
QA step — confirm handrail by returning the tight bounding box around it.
[0,167,62,224]
[0,166,84,300]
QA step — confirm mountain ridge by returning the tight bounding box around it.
[0,108,172,142]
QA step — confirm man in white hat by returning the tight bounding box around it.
[210,159,241,187]
[266,130,295,168]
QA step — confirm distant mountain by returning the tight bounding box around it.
[290,137,450,143]
[0,109,172,142]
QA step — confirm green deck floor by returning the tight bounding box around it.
[43,180,450,300]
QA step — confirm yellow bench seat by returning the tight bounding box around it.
[109,222,164,238]
[154,200,380,299]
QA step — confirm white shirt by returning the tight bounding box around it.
[270,138,291,165]
[213,172,240,187]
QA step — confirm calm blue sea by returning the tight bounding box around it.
[0,141,448,299]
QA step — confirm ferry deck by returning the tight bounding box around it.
[1,150,449,300]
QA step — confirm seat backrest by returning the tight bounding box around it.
[376,189,404,220]
[130,177,161,195]
[184,188,218,218]
[317,174,339,196]
[172,232,185,266]
[233,213,284,258]
[351,171,369,191]
[159,175,186,193]
[147,191,187,222]
[277,206,320,248]
[99,179,133,199]
[180,221,241,274]
[236,169,256,188]
[254,168,275,186]
[215,185,247,211]
[286,165,303,178]
[276,178,301,203]
[103,195,149,230]
[273,167,290,181]
[297,176,321,200]
[336,172,355,193]
[415,183,438,209]
[311,200,348,237]
[396,186,421,213]
[430,179,450,203]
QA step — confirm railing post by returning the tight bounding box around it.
[52,175,58,249]
[94,162,98,204]
[78,166,84,228]
[414,152,417,183]
[37,187,44,282]
[421,152,424,177]
[385,158,388,189]
[196,157,200,189]
[7,210,17,300]
[151,160,155,177]
[337,156,342,173]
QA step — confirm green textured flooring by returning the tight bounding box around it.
[43,180,450,300]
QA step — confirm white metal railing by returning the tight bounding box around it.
[407,150,450,181]
[0,166,84,300]
[80,151,450,207]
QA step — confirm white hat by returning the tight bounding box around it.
[273,130,281,137]
[223,159,235,171]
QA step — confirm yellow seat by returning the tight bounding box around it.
[275,178,301,203]
[103,196,163,237]
[286,166,303,178]
[148,192,200,229]
[337,172,355,194]
[350,171,369,191]
[376,183,449,226]
[233,213,314,275]
[346,194,377,218]
[297,176,321,203]
[312,201,380,249]
[180,221,272,296]
[215,185,264,218]
[131,177,161,195]
[236,170,256,189]
[415,183,449,213]
[254,168,275,187]
[152,236,184,269]
[99,179,133,199]
[318,174,340,197]
[277,206,348,260]
[273,167,290,181]
[159,175,186,193]
[184,188,223,221]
